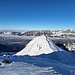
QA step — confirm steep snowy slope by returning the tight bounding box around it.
[15,35,63,56]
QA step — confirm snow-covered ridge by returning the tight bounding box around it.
[15,35,63,56]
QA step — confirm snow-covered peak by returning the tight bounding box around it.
[15,35,63,56]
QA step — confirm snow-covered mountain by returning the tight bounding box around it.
[0,35,75,75]
[15,35,63,56]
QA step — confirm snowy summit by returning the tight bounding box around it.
[15,35,63,56]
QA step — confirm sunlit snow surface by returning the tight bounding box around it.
[0,62,56,75]
[16,35,63,56]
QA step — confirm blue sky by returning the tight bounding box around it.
[0,0,75,30]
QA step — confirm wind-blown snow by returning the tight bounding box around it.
[0,50,75,75]
[0,62,56,75]
[15,35,63,56]
[0,51,75,75]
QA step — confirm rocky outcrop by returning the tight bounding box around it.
[2,59,10,64]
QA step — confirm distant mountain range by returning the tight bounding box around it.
[0,29,75,37]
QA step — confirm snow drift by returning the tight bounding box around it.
[15,35,63,56]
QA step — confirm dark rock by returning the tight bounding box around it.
[0,63,1,65]
[56,43,69,51]
[2,59,10,64]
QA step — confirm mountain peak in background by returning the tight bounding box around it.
[15,35,63,56]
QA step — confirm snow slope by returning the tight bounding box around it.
[15,35,63,56]
[0,51,75,75]
[0,61,57,75]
